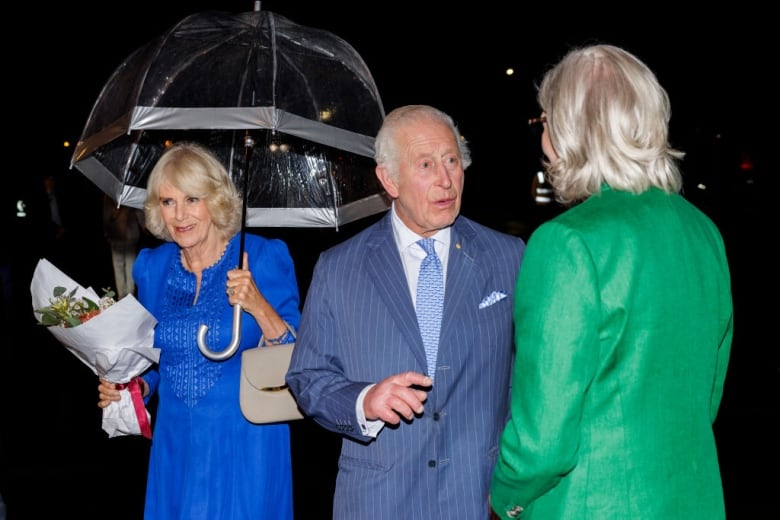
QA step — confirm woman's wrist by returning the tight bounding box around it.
[263,326,294,346]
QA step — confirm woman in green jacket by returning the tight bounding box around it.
[490,44,733,519]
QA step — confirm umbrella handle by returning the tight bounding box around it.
[197,304,243,360]
[198,131,253,361]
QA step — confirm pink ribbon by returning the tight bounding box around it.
[117,377,152,439]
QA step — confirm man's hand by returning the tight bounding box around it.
[363,371,432,424]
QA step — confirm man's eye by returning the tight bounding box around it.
[420,160,432,169]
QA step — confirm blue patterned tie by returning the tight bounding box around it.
[416,238,444,380]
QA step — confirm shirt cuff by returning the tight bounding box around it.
[356,384,384,437]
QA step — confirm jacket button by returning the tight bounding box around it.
[428,460,436,468]
[433,412,440,421]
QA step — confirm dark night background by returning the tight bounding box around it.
[1,1,775,518]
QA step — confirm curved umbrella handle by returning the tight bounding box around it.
[198,131,253,361]
[197,304,243,360]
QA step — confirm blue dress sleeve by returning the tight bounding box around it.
[132,243,178,400]
[244,234,301,335]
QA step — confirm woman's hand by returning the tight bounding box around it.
[97,377,148,408]
[225,252,288,339]
[97,379,121,409]
[225,252,267,313]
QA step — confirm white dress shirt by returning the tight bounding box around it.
[357,204,451,436]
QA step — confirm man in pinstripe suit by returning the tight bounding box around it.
[287,105,525,519]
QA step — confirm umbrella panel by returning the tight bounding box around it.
[78,128,387,228]
[74,10,385,161]
[72,9,389,229]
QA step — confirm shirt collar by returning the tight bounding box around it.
[390,203,451,254]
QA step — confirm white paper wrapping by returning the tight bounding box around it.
[102,386,153,438]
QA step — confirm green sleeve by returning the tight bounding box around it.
[491,221,599,513]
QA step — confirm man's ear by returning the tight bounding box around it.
[375,165,399,199]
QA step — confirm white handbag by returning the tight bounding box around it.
[239,328,303,424]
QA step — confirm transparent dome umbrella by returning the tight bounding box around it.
[70,6,388,359]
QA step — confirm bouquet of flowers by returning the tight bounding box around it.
[35,285,117,328]
[30,258,160,439]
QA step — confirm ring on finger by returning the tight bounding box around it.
[226,287,235,296]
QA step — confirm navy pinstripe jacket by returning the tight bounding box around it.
[287,212,525,519]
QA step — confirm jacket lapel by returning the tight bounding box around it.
[364,214,428,368]
[441,218,479,343]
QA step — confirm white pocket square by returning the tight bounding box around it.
[479,290,508,309]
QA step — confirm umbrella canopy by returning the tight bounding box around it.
[71,7,389,228]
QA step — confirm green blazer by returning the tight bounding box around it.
[491,186,733,519]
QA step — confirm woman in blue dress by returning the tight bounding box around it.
[97,142,300,519]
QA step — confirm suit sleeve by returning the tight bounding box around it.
[285,250,374,442]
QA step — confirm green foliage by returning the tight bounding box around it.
[34,286,116,328]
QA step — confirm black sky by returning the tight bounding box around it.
[16,0,770,228]
[35,1,767,145]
